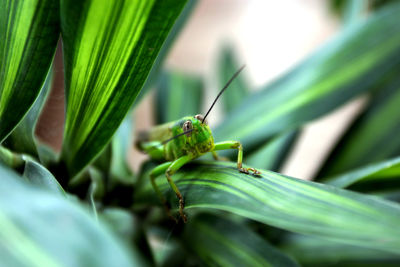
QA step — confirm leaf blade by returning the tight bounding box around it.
[60,0,187,176]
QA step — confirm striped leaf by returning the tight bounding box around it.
[324,157,400,194]
[0,162,144,266]
[0,0,59,143]
[60,0,187,177]
[136,161,400,254]
[317,69,400,177]
[214,3,400,152]
[282,234,400,266]
[183,213,299,267]
[155,71,204,124]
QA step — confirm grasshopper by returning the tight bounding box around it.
[136,65,260,222]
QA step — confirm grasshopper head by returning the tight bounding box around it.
[181,114,214,153]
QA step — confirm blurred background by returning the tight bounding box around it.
[133,0,363,179]
[36,0,375,179]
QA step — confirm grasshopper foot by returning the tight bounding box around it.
[239,167,261,176]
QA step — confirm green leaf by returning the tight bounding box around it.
[282,234,400,266]
[0,162,144,266]
[155,71,204,124]
[218,47,248,113]
[183,213,299,267]
[136,161,400,254]
[317,71,400,177]
[324,156,400,189]
[22,157,66,196]
[60,0,188,177]
[214,3,400,153]
[0,0,59,143]
[246,130,298,171]
[3,68,53,156]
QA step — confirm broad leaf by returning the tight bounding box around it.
[324,156,400,189]
[183,213,299,266]
[0,0,59,143]
[60,0,187,176]
[136,161,400,254]
[0,162,144,266]
[214,3,400,153]
[317,69,400,177]
[155,71,203,124]
[282,234,400,266]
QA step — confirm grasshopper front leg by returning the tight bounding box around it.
[150,155,192,223]
[213,141,260,175]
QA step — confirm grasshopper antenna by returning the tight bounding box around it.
[161,129,194,145]
[202,64,246,123]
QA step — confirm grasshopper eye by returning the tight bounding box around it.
[195,114,207,124]
[182,120,193,136]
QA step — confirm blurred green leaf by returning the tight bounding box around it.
[60,0,187,177]
[156,71,204,124]
[136,0,198,104]
[22,157,65,196]
[0,162,144,267]
[218,47,248,113]
[323,156,400,189]
[317,71,400,178]
[3,68,53,156]
[214,3,400,154]
[282,234,400,266]
[246,130,298,171]
[183,213,299,267]
[0,0,59,143]
[136,161,400,254]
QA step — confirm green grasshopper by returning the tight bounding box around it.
[136,65,260,222]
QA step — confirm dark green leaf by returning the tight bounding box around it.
[317,70,400,177]
[136,161,400,254]
[324,156,400,188]
[183,213,299,267]
[0,0,59,143]
[214,3,400,154]
[156,71,204,124]
[60,0,187,177]
[282,234,400,266]
[0,162,144,266]
[3,68,53,156]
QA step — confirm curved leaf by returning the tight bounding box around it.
[183,213,299,267]
[324,156,400,189]
[0,162,143,266]
[155,71,204,124]
[22,157,66,196]
[317,69,400,177]
[136,161,400,254]
[282,234,400,266]
[3,68,53,156]
[0,0,59,143]
[214,3,400,152]
[60,0,187,176]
